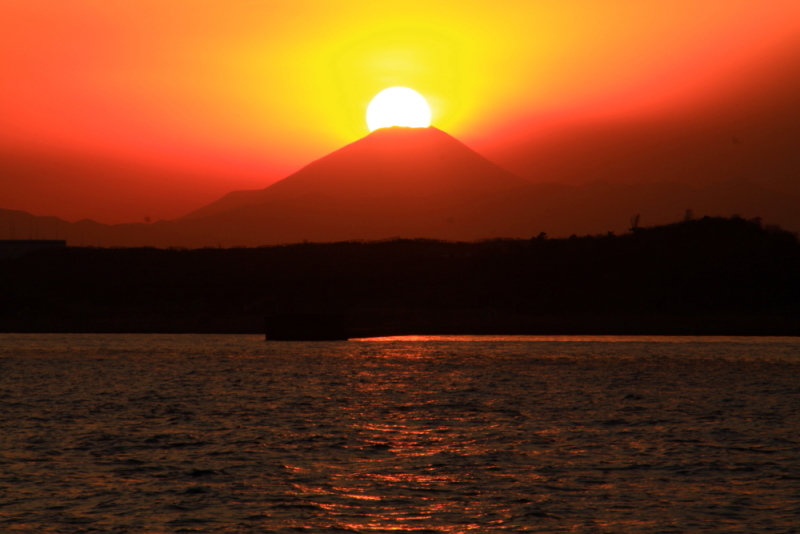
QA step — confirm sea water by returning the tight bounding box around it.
[1,334,799,533]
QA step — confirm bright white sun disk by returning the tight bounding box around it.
[366,87,431,131]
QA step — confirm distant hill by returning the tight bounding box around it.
[1,127,799,247]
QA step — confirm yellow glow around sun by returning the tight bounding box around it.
[366,87,432,131]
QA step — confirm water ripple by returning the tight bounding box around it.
[1,334,799,532]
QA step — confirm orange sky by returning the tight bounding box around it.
[1,0,799,223]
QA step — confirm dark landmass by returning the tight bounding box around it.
[1,216,798,336]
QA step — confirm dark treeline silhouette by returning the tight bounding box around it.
[1,216,798,336]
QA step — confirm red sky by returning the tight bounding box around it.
[1,1,799,224]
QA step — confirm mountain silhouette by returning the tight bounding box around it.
[183,127,531,219]
[173,126,538,243]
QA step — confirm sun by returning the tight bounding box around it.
[366,87,431,131]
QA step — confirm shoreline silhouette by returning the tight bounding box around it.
[1,216,797,336]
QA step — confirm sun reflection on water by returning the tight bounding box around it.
[269,343,510,532]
